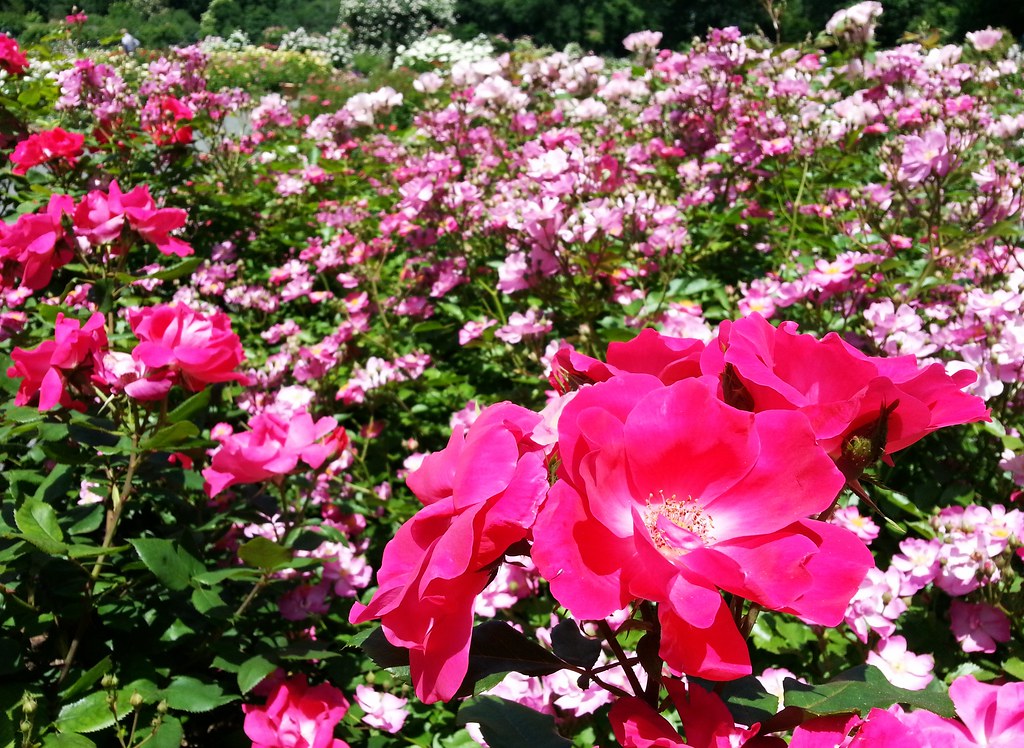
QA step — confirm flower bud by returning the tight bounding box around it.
[130,691,144,708]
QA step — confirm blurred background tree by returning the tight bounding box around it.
[0,0,1021,56]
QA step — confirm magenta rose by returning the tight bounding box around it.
[700,313,989,478]
[73,181,192,257]
[0,193,76,290]
[350,402,549,702]
[7,312,108,411]
[128,302,248,393]
[242,675,350,748]
[532,373,872,680]
[203,410,346,497]
[10,127,85,175]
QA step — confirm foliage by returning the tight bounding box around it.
[1,9,1024,747]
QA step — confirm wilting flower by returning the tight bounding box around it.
[242,675,350,748]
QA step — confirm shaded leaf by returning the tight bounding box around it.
[783,666,954,718]
[131,538,204,591]
[457,696,571,748]
[43,733,97,747]
[550,620,601,669]
[715,676,779,727]
[148,716,184,748]
[238,537,291,570]
[456,622,565,698]
[168,389,211,425]
[357,626,410,670]
[139,422,199,452]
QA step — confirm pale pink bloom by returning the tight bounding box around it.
[889,538,941,595]
[449,401,481,432]
[831,506,880,544]
[898,129,954,185]
[867,636,934,691]
[494,310,552,344]
[78,480,104,506]
[966,27,1003,52]
[845,567,907,642]
[354,685,409,733]
[950,600,1011,653]
[622,30,662,53]
[935,535,986,596]
[473,561,536,617]
[462,317,497,346]
[825,2,883,45]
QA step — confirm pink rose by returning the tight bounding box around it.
[700,313,989,480]
[0,33,28,75]
[0,194,76,290]
[203,411,346,497]
[7,312,108,411]
[10,127,85,175]
[350,402,549,702]
[73,181,192,257]
[242,675,350,748]
[531,374,871,681]
[128,303,247,392]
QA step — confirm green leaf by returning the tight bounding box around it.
[783,666,954,718]
[160,677,234,713]
[457,696,571,748]
[147,716,184,748]
[42,733,97,748]
[237,537,291,570]
[238,655,277,694]
[131,538,204,591]
[168,389,211,424]
[139,422,200,452]
[191,586,228,615]
[61,657,112,702]
[15,498,67,554]
[55,692,126,734]
[714,676,780,727]
[1003,657,1024,680]
[150,257,203,281]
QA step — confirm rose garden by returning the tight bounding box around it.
[1,2,1024,746]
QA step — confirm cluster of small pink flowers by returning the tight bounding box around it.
[844,502,1020,687]
[335,352,431,404]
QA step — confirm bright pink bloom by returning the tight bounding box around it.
[610,679,782,748]
[950,600,1011,654]
[203,411,346,497]
[128,303,247,392]
[899,675,1024,746]
[142,96,194,147]
[349,403,549,702]
[532,373,871,681]
[700,314,989,479]
[73,181,192,257]
[7,312,107,410]
[0,34,28,75]
[0,194,76,290]
[242,675,350,748]
[10,127,85,175]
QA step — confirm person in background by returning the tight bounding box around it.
[120,29,140,55]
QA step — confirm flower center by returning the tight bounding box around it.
[642,491,715,556]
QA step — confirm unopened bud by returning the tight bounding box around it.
[101,674,119,689]
[20,720,32,734]
[130,691,144,708]
[22,696,37,715]
[156,700,168,714]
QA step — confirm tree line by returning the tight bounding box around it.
[3,0,1022,54]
